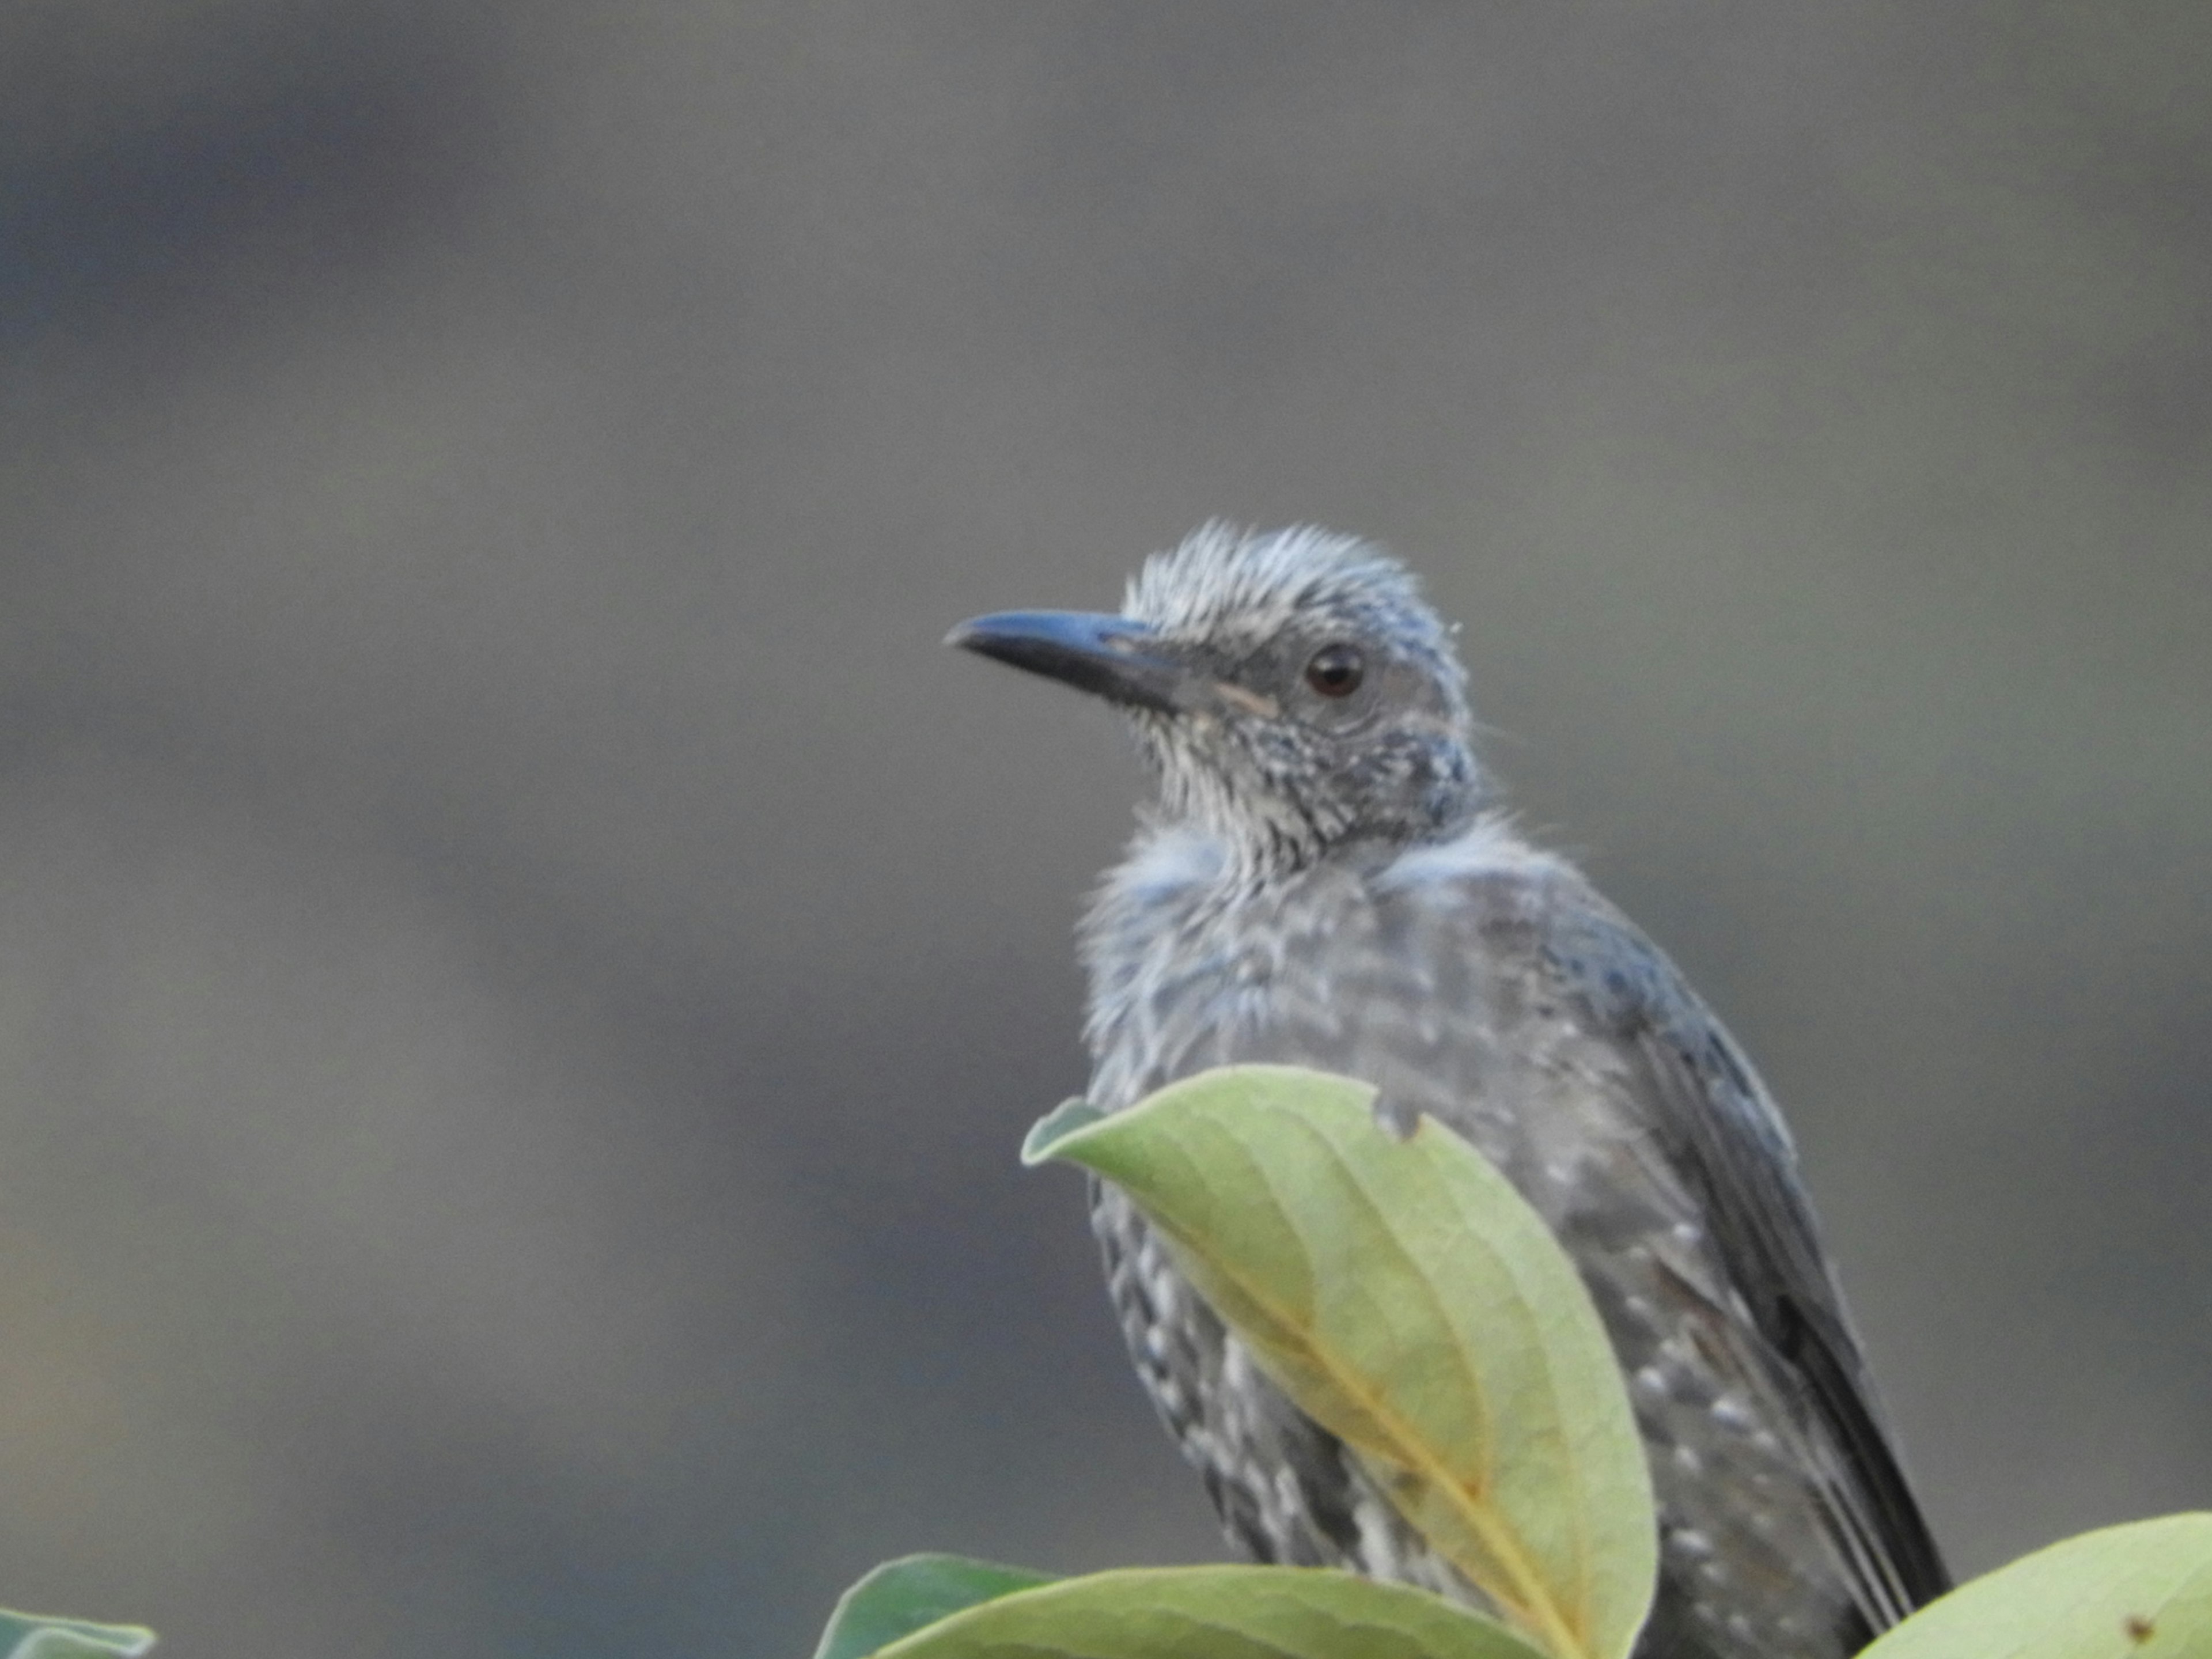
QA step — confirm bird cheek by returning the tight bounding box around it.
[1211,681,1282,719]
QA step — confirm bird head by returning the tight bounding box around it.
[950,524,1484,873]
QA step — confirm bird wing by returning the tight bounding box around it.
[1478,862,1953,1632]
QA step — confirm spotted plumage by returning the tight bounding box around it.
[951,524,1949,1659]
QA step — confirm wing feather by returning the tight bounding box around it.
[1530,877,1952,1630]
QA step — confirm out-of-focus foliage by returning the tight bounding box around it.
[0,1610,153,1659]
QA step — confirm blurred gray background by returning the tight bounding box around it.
[1,5,2206,1656]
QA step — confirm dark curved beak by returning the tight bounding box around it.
[946,610,1188,714]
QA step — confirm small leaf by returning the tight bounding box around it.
[813,1555,1057,1659]
[866,1563,1546,1659]
[0,1611,154,1659]
[1857,1513,2212,1659]
[1028,1064,1657,1659]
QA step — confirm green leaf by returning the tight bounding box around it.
[1025,1065,1657,1659]
[859,1563,1546,1659]
[1858,1513,2212,1659]
[813,1555,1058,1659]
[0,1611,154,1659]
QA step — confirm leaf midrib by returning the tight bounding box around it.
[1144,1121,1595,1659]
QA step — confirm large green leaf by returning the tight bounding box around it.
[1025,1065,1656,1659]
[1858,1513,2212,1659]
[813,1555,1057,1659]
[0,1611,153,1659]
[844,1563,1546,1659]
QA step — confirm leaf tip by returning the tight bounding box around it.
[1021,1097,1108,1166]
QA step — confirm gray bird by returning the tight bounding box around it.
[950,524,1948,1659]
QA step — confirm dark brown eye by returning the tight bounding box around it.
[1304,643,1365,698]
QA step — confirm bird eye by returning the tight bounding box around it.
[1304,643,1365,698]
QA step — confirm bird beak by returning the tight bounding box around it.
[946,610,1190,714]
